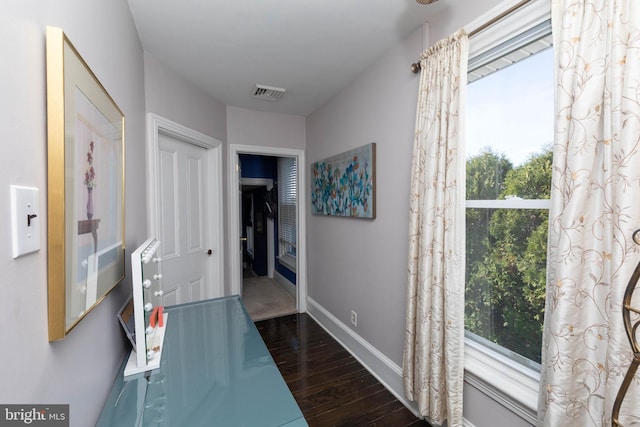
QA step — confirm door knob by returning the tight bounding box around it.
[240,237,247,241]
[207,249,212,255]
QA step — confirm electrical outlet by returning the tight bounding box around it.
[350,310,357,327]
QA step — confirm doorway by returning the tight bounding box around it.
[147,114,224,304]
[228,145,307,315]
[239,155,297,320]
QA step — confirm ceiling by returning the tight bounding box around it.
[127,0,447,117]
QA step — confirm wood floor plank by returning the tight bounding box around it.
[370,403,429,426]
[285,359,367,394]
[299,380,388,418]
[292,366,372,400]
[256,313,431,427]
[305,387,404,426]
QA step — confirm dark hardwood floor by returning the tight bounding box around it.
[255,313,431,427]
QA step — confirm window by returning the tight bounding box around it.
[464,13,553,418]
[278,157,297,270]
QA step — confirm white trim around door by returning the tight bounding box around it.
[228,144,307,313]
[146,113,225,299]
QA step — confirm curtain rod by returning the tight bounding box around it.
[410,0,533,73]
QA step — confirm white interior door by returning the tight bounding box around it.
[157,132,210,306]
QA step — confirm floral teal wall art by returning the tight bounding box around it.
[311,143,376,219]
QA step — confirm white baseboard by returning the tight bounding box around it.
[306,298,420,416]
[306,297,478,427]
[274,270,296,297]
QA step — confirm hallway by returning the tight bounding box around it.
[242,275,297,321]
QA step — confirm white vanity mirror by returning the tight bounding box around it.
[119,238,168,376]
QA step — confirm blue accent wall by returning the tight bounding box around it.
[274,205,297,285]
[240,154,276,179]
[275,260,296,284]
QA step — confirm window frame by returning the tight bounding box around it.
[462,0,551,419]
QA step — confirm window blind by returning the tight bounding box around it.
[278,157,297,251]
[468,19,552,83]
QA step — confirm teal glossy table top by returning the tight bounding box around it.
[98,296,306,426]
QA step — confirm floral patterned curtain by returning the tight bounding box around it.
[539,1,640,425]
[403,30,468,426]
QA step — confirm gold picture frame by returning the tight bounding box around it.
[46,27,125,341]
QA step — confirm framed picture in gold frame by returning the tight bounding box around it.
[46,26,125,341]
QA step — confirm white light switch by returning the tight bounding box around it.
[10,185,40,258]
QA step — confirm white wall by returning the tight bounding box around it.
[306,26,421,365]
[0,2,146,426]
[305,0,534,426]
[227,106,305,151]
[144,52,227,144]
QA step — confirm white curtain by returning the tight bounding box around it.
[404,30,468,426]
[539,1,640,426]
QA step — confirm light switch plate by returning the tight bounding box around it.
[10,185,40,258]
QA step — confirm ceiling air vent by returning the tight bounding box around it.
[252,84,286,101]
